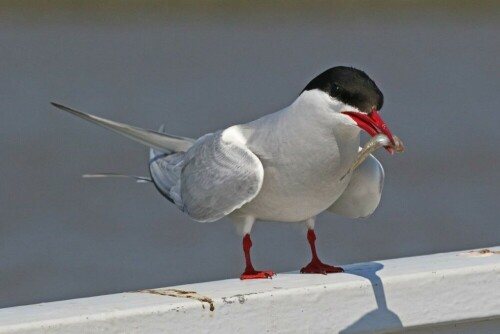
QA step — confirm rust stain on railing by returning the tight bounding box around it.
[135,288,215,311]
[457,249,500,257]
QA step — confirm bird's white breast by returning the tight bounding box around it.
[232,91,361,222]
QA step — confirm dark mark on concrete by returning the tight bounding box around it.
[458,249,500,257]
[221,292,266,305]
[221,295,246,304]
[221,297,235,305]
[135,288,215,312]
[478,249,500,254]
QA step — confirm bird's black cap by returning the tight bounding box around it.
[302,66,384,113]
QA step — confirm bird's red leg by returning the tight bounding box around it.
[240,234,275,280]
[300,229,343,274]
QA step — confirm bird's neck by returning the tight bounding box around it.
[288,89,362,140]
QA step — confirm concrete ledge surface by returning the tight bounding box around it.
[1,247,500,333]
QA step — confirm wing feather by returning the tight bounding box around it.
[180,130,264,222]
[327,153,384,218]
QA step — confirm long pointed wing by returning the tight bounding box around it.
[328,153,384,218]
[51,102,195,153]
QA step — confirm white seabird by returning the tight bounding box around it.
[52,66,401,279]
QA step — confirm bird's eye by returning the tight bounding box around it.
[331,84,340,94]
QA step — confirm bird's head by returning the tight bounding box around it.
[303,66,395,153]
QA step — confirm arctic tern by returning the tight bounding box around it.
[52,66,402,279]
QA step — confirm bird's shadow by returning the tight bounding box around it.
[339,262,403,333]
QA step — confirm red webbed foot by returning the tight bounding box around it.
[300,261,343,275]
[300,229,344,275]
[240,270,275,280]
[240,233,276,280]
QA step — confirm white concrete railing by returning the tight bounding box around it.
[1,247,500,334]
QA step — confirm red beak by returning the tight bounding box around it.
[342,108,395,154]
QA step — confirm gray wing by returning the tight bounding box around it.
[149,147,185,206]
[180,130,264,222]
[327,153,384,218]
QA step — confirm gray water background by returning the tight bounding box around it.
[1,3,500,308]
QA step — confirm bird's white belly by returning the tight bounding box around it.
[234,134,359,222]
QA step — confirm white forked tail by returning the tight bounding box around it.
[51,102,195,153]
[82,173,152,183]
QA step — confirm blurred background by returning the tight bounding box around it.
[1,0,499,308]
